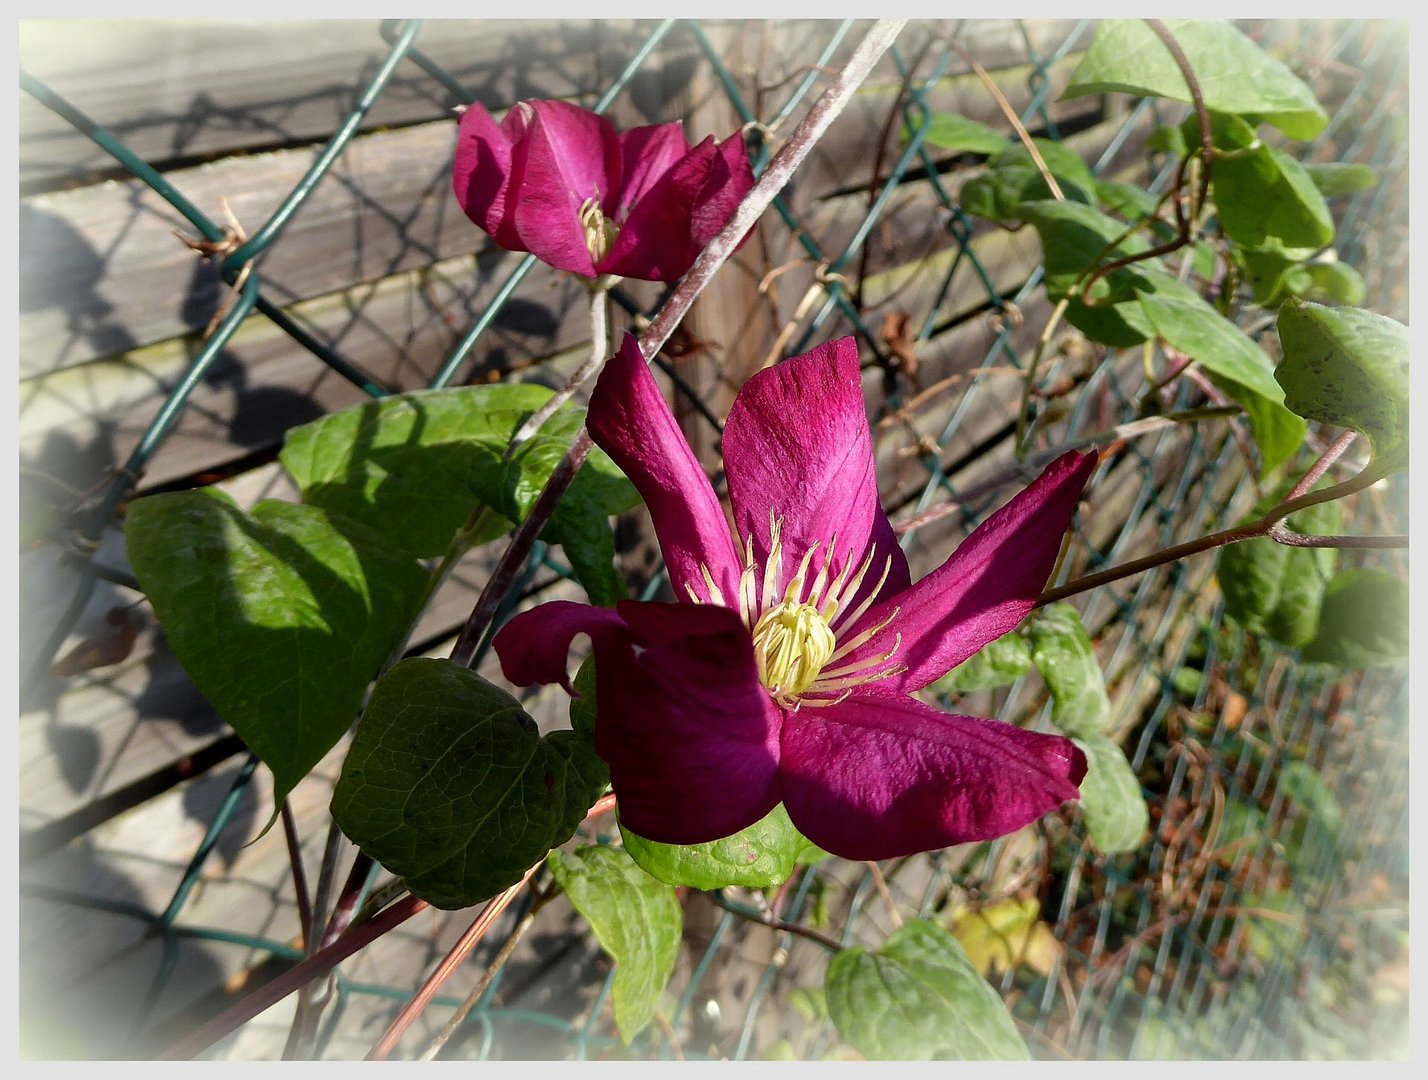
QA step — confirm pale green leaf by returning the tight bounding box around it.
[826,920,1028,1060]
[1075,735,1149,854]
[547,845,681,1044]
[1065,20,1328,140]
[1027,604,1110,739]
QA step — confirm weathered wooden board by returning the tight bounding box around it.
[19,19,685,189]
[20,19,1097,380]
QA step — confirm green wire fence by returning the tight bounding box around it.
[18,18,1408,1060]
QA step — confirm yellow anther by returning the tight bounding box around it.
[579,195,618,263]
[751,600,836,698]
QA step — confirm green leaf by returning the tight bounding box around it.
[930,631,1032,694]
[959,140,1099,222]
[1027,605,1110,739]
[1237,239,1323,307]
[546,845,681,1044]
[1300,260,1367,307]
[1305,161,1378,197]
[126,491,428,809]
[1094,179,1161,222]
[620,803,818,890]
[330,657,608,909]
[1064,20,1328,140]
[1278,760,1342,839]
[1301,568,1410,667]
[278,384,640,604]
[1145,124,1188,157]
[569,656,598,737]
[1275,298,1410,469]
[912,112,1009,156]
[1239,889,1308,961]
[1177,109,1259,154]
[825,920,1028,1060]
[1015,199,1157,304]
[1212,143,1335,250]
[1137,291,1306,474]
[1074,735,1149,854]
[1216,489,1340,649]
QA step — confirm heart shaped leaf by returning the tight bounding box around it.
[126,491,428,809]
[1275,298,1409,471]
[826,919,1028,1060]
[331,657,608,909]
[1065,20,1327,140]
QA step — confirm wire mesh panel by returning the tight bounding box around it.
[17,18,1408,1060]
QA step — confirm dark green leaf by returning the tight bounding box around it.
[1074,735,1149,854]
[569,656,598,737]
[1216,491,1341,649]
[1305,162,1378,197]
[1138,290,1306,474]
[1064,20,1328,140]
[330,657,608,909]
[959,141,1098,222]
[620,803,818,890]
[825,920,1028,1060]
[546,845,681,1044]
[931,631,1032,694]
[1145,124,1188,157]
[1027,605,1110,739]
[1212,144,1335,250]
[1301,568,1409,667]
[126,491,427,809]
[278,385,640,603]
[912,113,1009,156]
[1094,179,1161,222]
[1275,298,1409,468]
[1015,199,1157,303]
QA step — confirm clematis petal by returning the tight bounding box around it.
[510,100,621,278]
[688,132,756,254]
[600,136,720,282]
[615,121,691,218]
[603,601,783,845]
[722,337,909,611]
[587,335,743,604]
[451,101,524,249]
[838,450,1098,693]
[780,691,1086,861]
[493,599,628,694]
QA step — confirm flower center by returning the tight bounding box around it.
[751,600,836,698]
[579,195,619,263]
[685,510,910,709]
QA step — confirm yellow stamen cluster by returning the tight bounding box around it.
[688,511,907,707]
[752,601,836,698]
[579,194,619,263]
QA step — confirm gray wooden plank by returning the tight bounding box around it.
[19,19,677,189]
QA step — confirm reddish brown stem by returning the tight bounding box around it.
[160,894,429,1060]
[366,863,541,1060]
[1037,465,1386,608]
[279,800,313,947]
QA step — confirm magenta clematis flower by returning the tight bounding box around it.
[452,98,754,283]
[493,334,1100,861]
